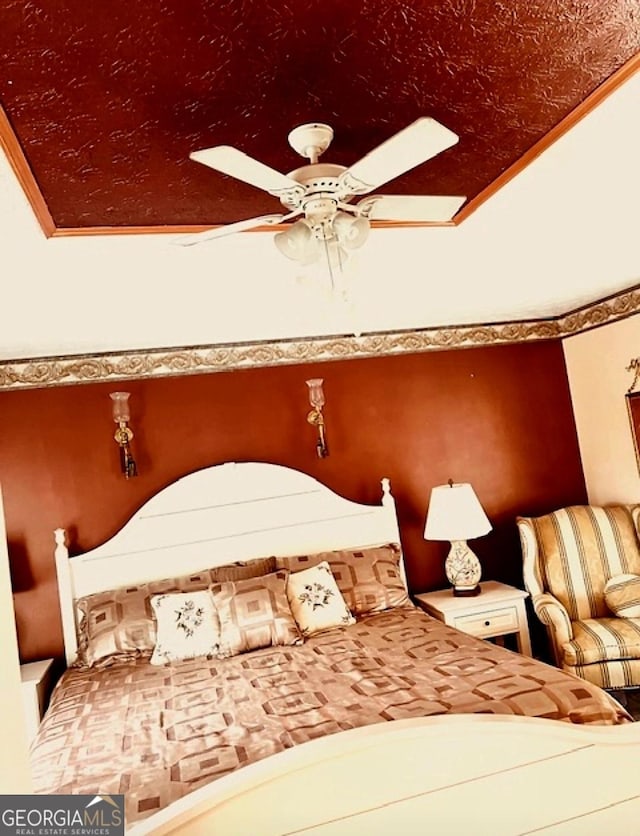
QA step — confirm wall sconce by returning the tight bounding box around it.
[305,378,329,458]
[110,392,138,479]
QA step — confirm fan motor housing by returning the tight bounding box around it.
[280,163,350,210]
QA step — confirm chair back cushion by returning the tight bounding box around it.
[530,506,640,621]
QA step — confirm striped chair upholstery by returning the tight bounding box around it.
[517,505,640,690]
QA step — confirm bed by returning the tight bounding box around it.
[29,462,638,834]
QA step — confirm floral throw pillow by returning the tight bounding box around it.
[286,561,355,636]
[149,590,221,665]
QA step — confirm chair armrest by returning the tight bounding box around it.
[517,517,545,599]
[531,593,574,666]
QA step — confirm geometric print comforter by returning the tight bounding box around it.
[30,605,631,826]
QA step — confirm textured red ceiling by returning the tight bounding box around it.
[0,0,638,231]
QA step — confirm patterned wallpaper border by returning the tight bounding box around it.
[1,285,638,391]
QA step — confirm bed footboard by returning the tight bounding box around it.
[128,714,640,835]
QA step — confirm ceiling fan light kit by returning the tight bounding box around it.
[184,117,467,270]
[332,212,370,249]
[274,219,318,263]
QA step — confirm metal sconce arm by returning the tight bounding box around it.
[114,422,138,478]
[307,406,329,458]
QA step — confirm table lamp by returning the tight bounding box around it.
[424,481,492,596]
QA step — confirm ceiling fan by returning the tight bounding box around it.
[179,118,466,266]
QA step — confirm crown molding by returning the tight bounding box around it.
[0,285,638,391]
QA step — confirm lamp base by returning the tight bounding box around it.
[452,584,481,597]
[445,540,482,596]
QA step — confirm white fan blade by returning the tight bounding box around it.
[357,194,466,222]
[190,146,302,196]
[340,118,459,195]
[174,214,286,247]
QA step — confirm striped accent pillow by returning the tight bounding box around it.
[604,574,640,617]
[531,506,640,621]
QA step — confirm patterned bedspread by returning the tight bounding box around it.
[30,605,630,825]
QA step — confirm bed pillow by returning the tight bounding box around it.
[604,574,640,617]
[74,569,211,667]
[75,569,217,668]
[149,590,221,665]
[74,558,277,667]
[210,570,302,658]
[209,556,276,582]
[286,561,355,636]
[275,543,409,616]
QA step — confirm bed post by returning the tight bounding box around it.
[380,478,407,590]
[54,528,78,667]
[380,478,399,530]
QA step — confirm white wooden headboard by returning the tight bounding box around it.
[54,462,402,666]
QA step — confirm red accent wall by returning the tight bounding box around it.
[0,340,586,662]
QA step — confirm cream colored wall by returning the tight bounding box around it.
[563,313,640,505]
[0,485,32,792]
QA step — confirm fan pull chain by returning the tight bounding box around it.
[323,234,336,292]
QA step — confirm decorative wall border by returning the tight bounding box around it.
[1,285,638,392]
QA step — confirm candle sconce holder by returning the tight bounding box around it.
[305,378,329,458]
[110,391,138,479]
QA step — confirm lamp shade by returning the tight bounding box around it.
[424,482,491,542]
[110,391,131,423]
[306,378,325,409]
[274,219,319,264]
[332,212,370,250]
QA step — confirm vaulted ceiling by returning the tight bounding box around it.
[0,1,639,380]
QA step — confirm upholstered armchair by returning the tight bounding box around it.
[517,504,640,690]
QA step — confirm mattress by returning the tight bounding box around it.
[30,605,630,825]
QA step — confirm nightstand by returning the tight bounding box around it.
[414,580,532,656]
[20,658,54,745]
